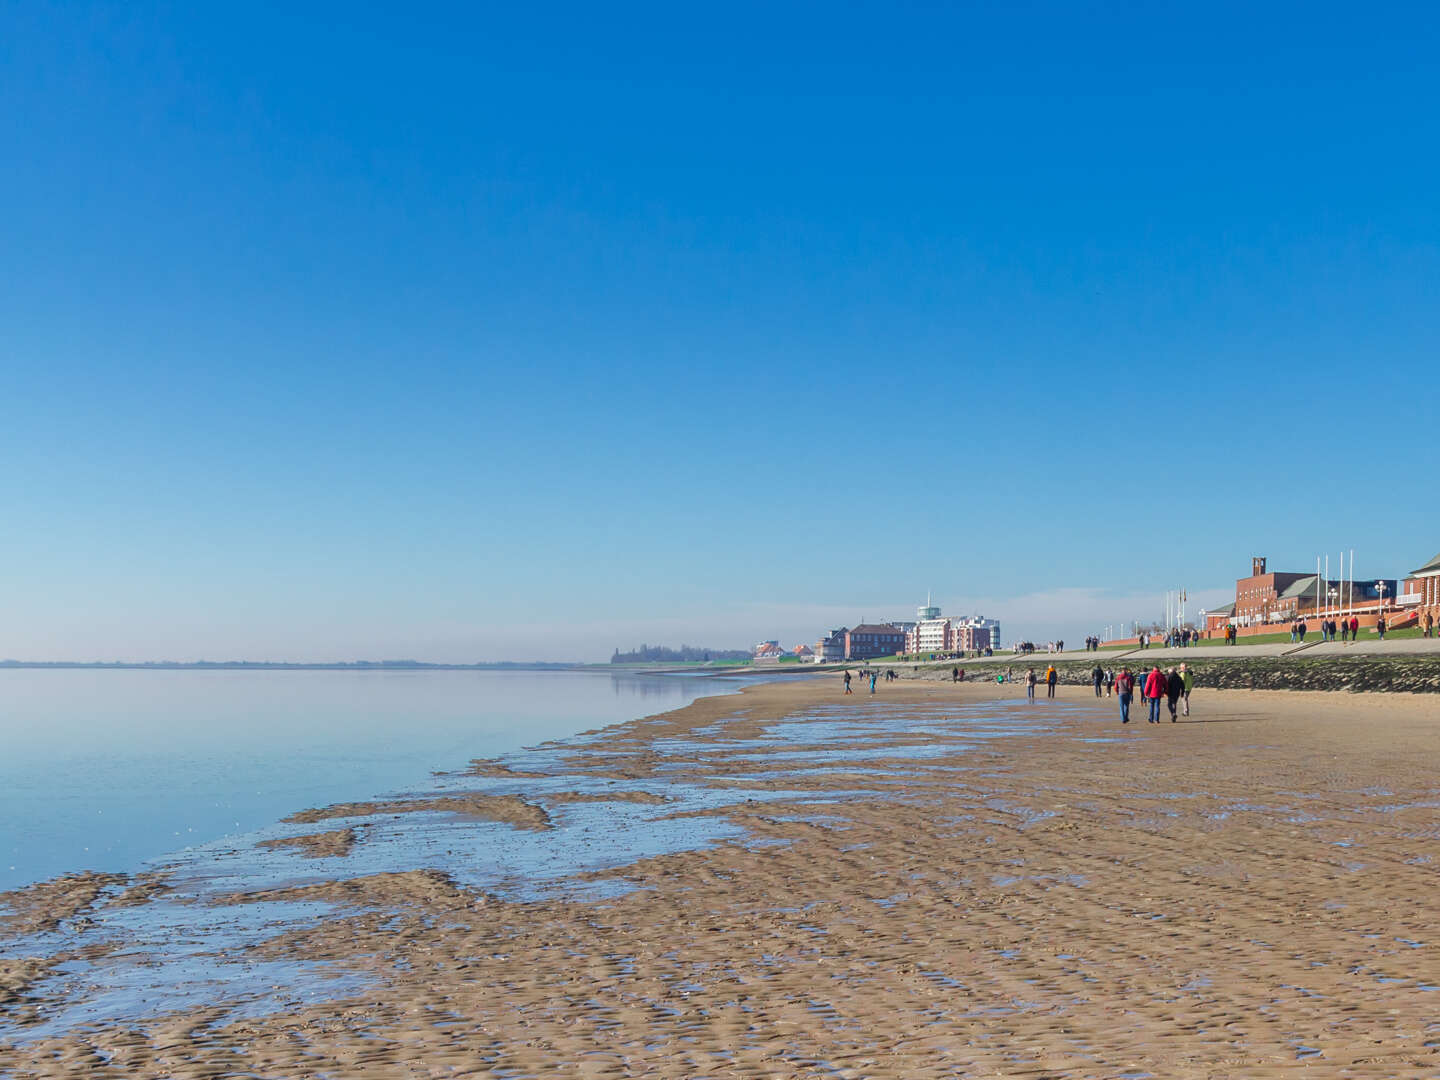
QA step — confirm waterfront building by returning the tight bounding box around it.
[1401,551,1440,626]
[815,628,848,663]
[954,614,1001,651]
[1230,556,1396,626]
[953,623,993,651]
[913,618,950,653]
[845,624,906,660]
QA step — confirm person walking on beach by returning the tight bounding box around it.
[1165,667,1183,722]
[1105,667,1115,696]
[1091,663,1104,697]
[952,666,960,683]
[1144,665,1166,723]
[1180,663,1193,716]
[843,670,852,694]
[1115,667,1135,723]
[869,671,877,694]
[1026,668,1037,700]
[1045,665,1058,698]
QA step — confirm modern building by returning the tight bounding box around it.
[953,623,993,652]
[954,614,1001,651]
[845,624,906,660]
[917,593,942,621]
[912,617,950,653]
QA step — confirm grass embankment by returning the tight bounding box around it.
[930,655,1440,694]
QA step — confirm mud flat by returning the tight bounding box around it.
[4,678,1440,1077]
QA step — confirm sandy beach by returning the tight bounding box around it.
[4,677,1440,1077]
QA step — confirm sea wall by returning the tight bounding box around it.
[909,656,1440,694]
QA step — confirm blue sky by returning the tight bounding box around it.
[1,2,1436,661]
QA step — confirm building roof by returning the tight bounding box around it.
[1277,575,1322,600]
[1206,602,1235,617]
[849,623,903,635]
[1410,550,1440,576]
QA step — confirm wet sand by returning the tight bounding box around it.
[4,678,1440,1077]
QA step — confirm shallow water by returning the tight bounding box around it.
[1,686,1110,1043]
[0,668,738,891]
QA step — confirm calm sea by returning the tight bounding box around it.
[0,668,737,892]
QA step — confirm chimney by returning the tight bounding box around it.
[1252,556,1267,576]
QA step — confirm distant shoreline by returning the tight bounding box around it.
[0,660,585,671]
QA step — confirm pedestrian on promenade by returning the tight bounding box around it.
[1426,612,1435,639]
[1105,668,1115,696]
[1349,615,1359,640]
[1340,618,1349,642]
[1144,665,1166,723]
[843,671,852,694]
[1165,667,1183,721]
[1046,665,1058,698]
[1092,663,1104,697]
[1115,667,1135,723]
[1377,616,1387,640]
[1180,663,1193,716]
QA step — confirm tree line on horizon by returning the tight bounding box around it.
[610,644,751,663]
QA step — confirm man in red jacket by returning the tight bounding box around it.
[1144,665,1166,723]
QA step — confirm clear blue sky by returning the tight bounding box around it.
[2,3,1436,661]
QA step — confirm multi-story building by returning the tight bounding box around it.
[1230,556,1395,626]
[953,614,1001,651]
[815,629,848,663]
[953,623,992,652]
[845,624,906,660]
[913,618,950,653]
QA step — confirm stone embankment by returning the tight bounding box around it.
[909,655,1440,694]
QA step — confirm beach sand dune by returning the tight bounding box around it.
[3,679,1440,1077]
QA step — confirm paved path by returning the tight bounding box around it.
[932,637,1440,667]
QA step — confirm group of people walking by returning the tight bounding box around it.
[1023,662,1194,723]
[1111,664,1192,723]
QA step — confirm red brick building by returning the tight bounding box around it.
[1232,557,1324,626]
[1402,550,1440,628]
[845,624,906,660]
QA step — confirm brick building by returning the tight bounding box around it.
[1227,556,1397,628]
[1232,557,1324,625]
[845,624,906,660]
[1402,550,1440,627]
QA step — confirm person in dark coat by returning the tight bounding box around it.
[1165,667,1184,721]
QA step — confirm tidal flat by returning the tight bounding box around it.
[4,677,1440,1077]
